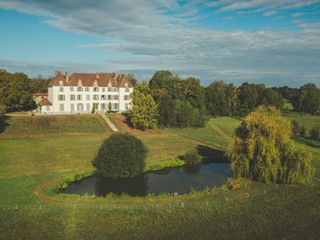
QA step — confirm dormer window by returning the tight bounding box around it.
[93,80,98,87]
[59,80,63,86]
[93,87,99,92]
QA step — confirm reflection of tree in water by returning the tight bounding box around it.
[95,174,148,197]
[183,165,201,175]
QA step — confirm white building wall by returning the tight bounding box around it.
[46,85,133,114]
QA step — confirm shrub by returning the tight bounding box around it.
[309,126,320,141]
[92,133,147,178]
[299,126,306,138]
[227,106,313,184]
[184,149,202,165]
[291,120,300,136]
[0,104,6,119]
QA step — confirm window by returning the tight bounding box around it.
[125,87,129,92]
[70,95,75,101]
[108,87,112,92]
[86,95,90,101]
[59,87,64,92]
[77,87,83,92]
[114,103,118,110]
[102,87,105,92]
[101,95,106,100]
[93,95,99,100]
[93,87,99,92]
[85,87,90,92]
[70,87,74,92]
[108,95,112,100]
[58,95,65,101]
[114,95,119,100]
[113,87,118,92]
[59,104,64,112]
[101,103,106,111]
[124,95,130,100]
[46,106,50,111]
[77,95,82,101]
[77,103,84,112]
[86,103,90,111]
[71,103,75,112]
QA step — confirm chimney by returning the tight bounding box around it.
[96,73,100,79]
[65,72,69,82]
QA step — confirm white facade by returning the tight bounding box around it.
[42,71,134,114]
[46,85,133,114]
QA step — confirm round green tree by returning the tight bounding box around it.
[227,106,313,184]
[92,133,147,178]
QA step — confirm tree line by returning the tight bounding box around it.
[0,69,50,112]
[128,70,320,130]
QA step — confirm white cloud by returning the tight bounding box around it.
[0,0,319,86]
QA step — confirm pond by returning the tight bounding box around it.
[62,162,232,197]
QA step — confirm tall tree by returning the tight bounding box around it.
[128,82,158,130]
[0,70,36,112]
[227,106,313,184]
[291,83,320,114]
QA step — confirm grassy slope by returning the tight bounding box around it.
[2,114,110,135]
[0,114,320,239]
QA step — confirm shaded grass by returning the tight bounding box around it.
[283,112,320,131]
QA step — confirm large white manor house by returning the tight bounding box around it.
[38,71,133,114]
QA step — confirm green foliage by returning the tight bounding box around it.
[30,75,50,93]
[0,104,6,119]
[291,83,320,114]
[127,73,137,86]
[92,133,148,178]
[183,149,202,165]
[149,71,208,128]
[309,126,320,141]
[128,82,158,130]
[291,120,300,136]
[0,70,36,112]
[237,83,283,116]
[205,81,237,116]
[228,106,313,184]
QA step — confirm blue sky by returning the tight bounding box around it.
[0,0,319,87]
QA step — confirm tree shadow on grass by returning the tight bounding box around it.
[196,145,229,163]
[0,116,10,133]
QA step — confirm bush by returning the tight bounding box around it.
[309,126,320,141]
[183,149,202,165]
[291,120,300,136]
[299,126,306,138]
[0,105,6,119]
[227,106,313,184]
[92,133,147,178]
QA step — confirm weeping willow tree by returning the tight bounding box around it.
[227,106,313,184]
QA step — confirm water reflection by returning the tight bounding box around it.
[62,163,231,197]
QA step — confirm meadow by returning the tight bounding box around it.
[0,113,319,239]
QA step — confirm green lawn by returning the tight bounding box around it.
[2,114,110,135]
[169,117,241,149]
[283,112,320,131]
[0,114,320,239]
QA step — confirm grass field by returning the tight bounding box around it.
[0,113,320,239]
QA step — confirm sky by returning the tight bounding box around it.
[0,0,319,87]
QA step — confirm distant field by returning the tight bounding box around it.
[283,112,320,130]
[169,117,241,149]
[2,114,110,135]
